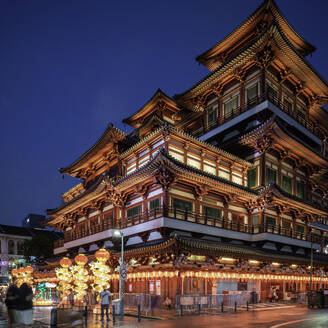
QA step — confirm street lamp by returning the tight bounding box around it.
[113,229,124,318]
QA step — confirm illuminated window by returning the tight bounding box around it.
[207,105,217,125]
[296,181,305,199]
[266,216,276,227]
[224,96,238,119]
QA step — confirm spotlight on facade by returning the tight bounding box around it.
[113,229,123,237]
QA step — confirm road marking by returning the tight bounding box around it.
[252,305,296,311]
[270,318,311,328]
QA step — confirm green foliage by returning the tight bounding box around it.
[23,233,54,263]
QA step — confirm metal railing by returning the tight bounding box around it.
[176,292,258,312]
[56,206,323,246]
[112,293,151,313]
[193,91,321,139]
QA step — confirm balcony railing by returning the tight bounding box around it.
[193,92,320,139]
[63,218,115,243]
[54,206,323,248]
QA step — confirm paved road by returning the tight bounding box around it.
[8,304,328,328]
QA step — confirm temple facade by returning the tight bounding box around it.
[46,0,328,304]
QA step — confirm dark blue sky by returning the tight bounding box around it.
[1,0,327,226]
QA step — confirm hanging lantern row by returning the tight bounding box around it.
[56,249,111,303]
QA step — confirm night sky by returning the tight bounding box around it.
[1,0,327,226]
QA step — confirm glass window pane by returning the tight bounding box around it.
[207,106,217,124]
[282,176,292,194]
[252,215,259,225]
[297,225,305,234]
[266,216,276,227]
[247,85,257,103]
[127,205,141,217]
[296,181,305,199]
[224,97,238,118]
[173,198,192,211]
[267,168,276,184]
[203,206,221,220]
[247,168,256,188]
[150,198,160,210]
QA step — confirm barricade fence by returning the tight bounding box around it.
[112,293,151,313]
[176,292,259,312]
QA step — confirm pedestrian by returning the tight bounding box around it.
[68,290,75,307]
[164,297,172,310]
[5,281,19,327]
[99,287,111,321]
[16,283,33,326]
[150,295,158,316]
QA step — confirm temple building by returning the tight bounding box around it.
[46,0,328,303]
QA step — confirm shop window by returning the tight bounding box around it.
[127,205,141,218]
[282,176,292,194]
[149,198,160,210]
[224,96,238,119]
[203,206,221,220]
[8,240,15,254]
[266,216,276,228]
[173,198,192,212]
[266,167,277,184]
[247,85,258,105]
[207,105,217,125]
[296,181,305,199]
[247,168,256,188]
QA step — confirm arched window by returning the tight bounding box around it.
[8,240,15,254]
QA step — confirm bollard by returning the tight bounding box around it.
[198,304,201,315]
[221,302,224,313]
[137,304,141,323]
[235,302,237,312]
[112,305,116,324]
[50,308,57,327]
[247,301,249,311]
[180,305,183,316]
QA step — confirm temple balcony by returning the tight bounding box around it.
[195,92,323,147]
[53,206,324,255]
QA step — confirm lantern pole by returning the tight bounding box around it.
[113,229,124,318]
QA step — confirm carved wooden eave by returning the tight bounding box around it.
[59,123,126,178]
[46,175,108,225]
[120,124,252,169]
[239,117,328,169]
[122,89,183,128]
[176,21,328,112]
[196,0,315,71]
[62,183,86,203]
[260,184,328,218]
[116,148,256,201]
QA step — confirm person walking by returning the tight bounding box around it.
[5,282,19,327]
[16,283,33,326]
[99,288,111,322]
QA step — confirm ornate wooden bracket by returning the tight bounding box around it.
[255,45,275,68]
[255,135,273,154]
[154,164,175,191]
[134,183,151,200]
[193,185,208,200]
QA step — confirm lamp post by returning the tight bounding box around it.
[113,229,124,318]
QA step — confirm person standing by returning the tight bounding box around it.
[5,282,19,326]
[99,288,111,321]
[16,283,33,326]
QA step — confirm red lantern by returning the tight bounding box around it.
[74,254,88,266]
[95,249,110,262]
[60,257,72,268]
